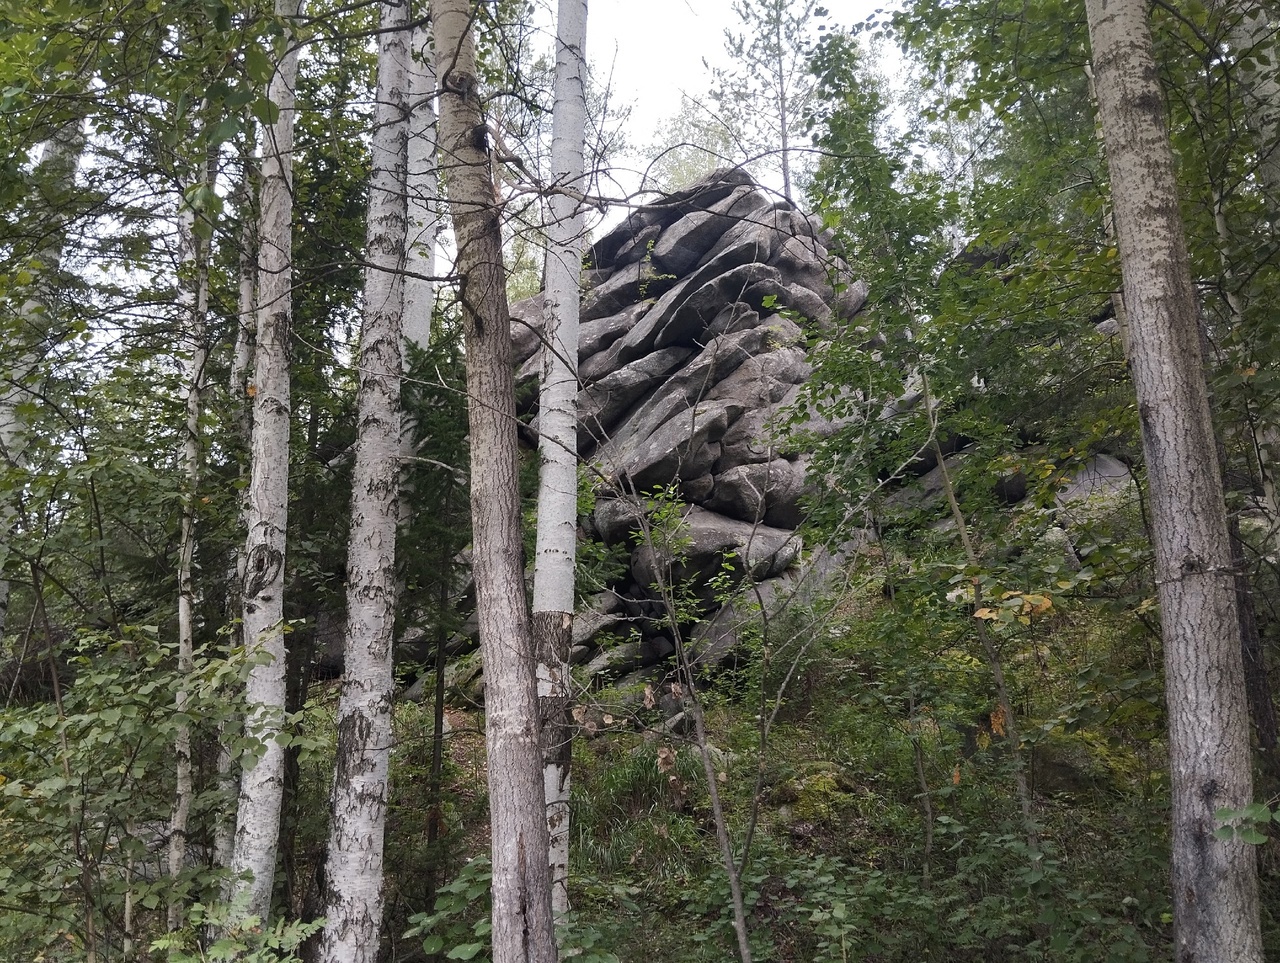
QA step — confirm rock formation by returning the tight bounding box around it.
[506,168,868,690]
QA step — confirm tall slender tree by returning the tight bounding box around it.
[533,0,589,920]
[168,139,216,936]
[316,1,410,958]
[709,0,825,200]
[404,14,440,353]
[1084,0,1264,958]
[229,0,304,921]
[433,1,557,959]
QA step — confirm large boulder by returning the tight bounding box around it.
[507,170,871,677]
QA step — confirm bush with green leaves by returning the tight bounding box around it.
[404,857,622,963]
[0,626,259,959]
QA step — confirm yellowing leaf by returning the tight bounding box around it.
[974,607,999,620]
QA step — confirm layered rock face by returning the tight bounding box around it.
[510,169,867,685]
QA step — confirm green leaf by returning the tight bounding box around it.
[245,44,273,84]
[208,116,240,146]
[446,943,486,960]
[251,96,280,126]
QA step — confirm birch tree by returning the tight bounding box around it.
[433,1,557,958]
[168,141,216,935]
[229,0,304,920]
[404,15,440,353]
[1083,0,1264,958]
[316,1,410,958]
[533,0,588,920]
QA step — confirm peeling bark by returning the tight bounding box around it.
[317,1,410,958]
[533,0,589,919]
[229,0,304,921]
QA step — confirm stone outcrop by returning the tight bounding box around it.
[507,169,867,687]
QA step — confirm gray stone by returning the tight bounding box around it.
[583,640,645,681]
[717,383,804,470]
[580,301,648,360]
[704,457,808,528]
[709,343,810,410]
[655,262,785,350]
[1058,454,1133,505]
[573,607,630,648]
[741,275,832,328]
[593,497,647,544]
[631,505,800,591]
[612,222,664,269]
[509,293,547,368]
[579,346,694,447]
[705,301,761,337]
[594,401,732,492]
[680,473,716,502]
[651,185,775,276]
[603,236,777,372]
[581,258,679,322]
[833,277,870,320]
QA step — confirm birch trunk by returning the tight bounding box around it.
[168,146,215,936]
[217,147,260,882]
[433,2,557,959]
[317,2,409,959]
[229,0,303,921]
[1084,1,1263,958]
[404,15,440,354]
[0,120,84,640]
[532,0,588,920]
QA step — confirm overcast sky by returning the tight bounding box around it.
[577,0,889,206]
[588,0,882,131]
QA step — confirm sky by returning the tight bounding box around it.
[587,0,886,144]
[569,0,892,210]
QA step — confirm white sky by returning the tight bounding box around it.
[587,0,884,135]
[573,0,892,209]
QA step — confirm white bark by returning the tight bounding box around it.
[317,2,409,960]
[229,0,303,921]
[404,15,440,355]
[532,0,588,920]
[1085,1,1263,959]
[0,121,84,640]
[433,2,557,959]
[169,147,215,936]
[217,149,260,883]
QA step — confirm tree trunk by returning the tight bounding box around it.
[0,119,84,640]
[433,2,557,960]
[1084,1,1263,958]
[229,0,303,922]
[533,0,588,920]
[169,143,215,937]
[316,2,409,959]
[404,14,440,354]
[217,144,260,885]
